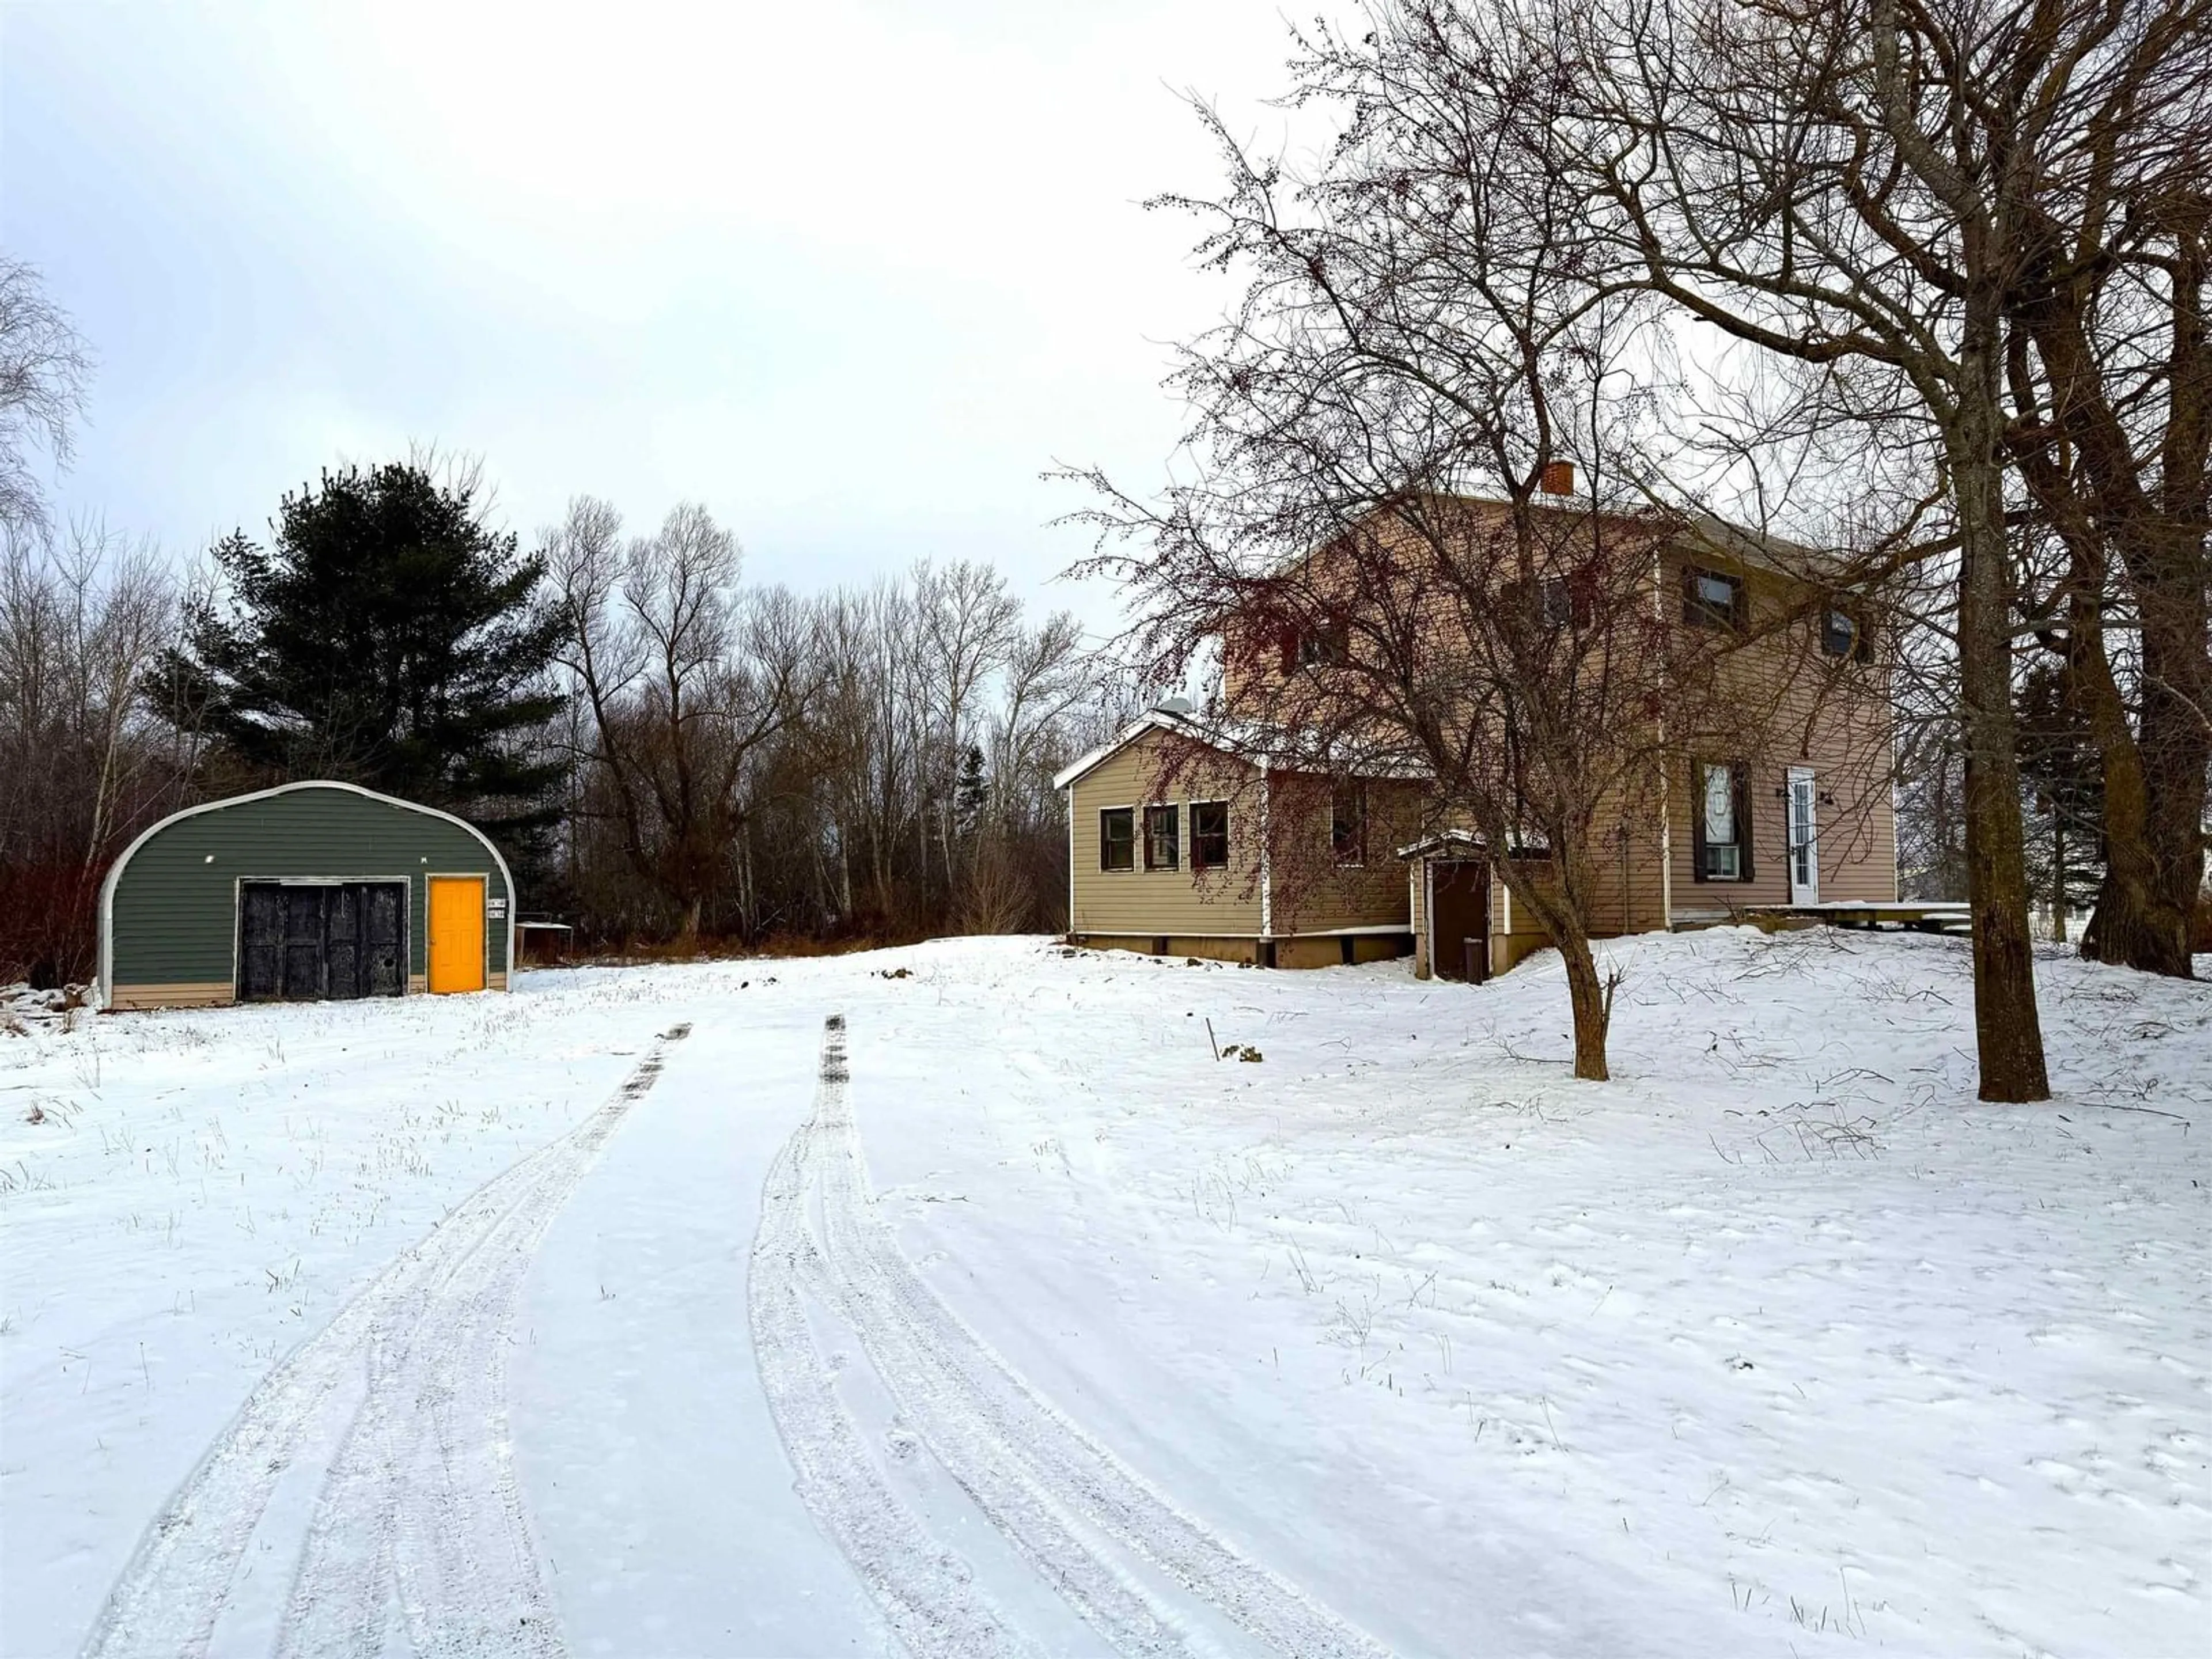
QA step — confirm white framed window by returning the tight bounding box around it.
[1331,785,1368,866]
[1099,807,1135,872]
[1821,608,1874,661]
[1695,761,1751,882]
[1684,567,1745,630]
[1143,803,1180,870]
[1190,801,1230,870]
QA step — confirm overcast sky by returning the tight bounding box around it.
[1,0,1313,633]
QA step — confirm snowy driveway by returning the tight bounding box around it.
[13,965,1414,1658]
[5,933,2207,1657]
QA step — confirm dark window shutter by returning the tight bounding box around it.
[1732,763,1755,881]
[1279,627,1298,675]
[1569,567,1597,629]
[1690,759,1708,883]
[1680,565,1699,626]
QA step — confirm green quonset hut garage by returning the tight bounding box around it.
[99,781,515,1011]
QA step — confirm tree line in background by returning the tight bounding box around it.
[0,313,1129,983]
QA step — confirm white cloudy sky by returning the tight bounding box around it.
[2,0,1313,629]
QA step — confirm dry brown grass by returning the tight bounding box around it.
[572,930,935,968]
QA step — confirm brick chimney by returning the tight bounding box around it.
[1540,460,1575,496]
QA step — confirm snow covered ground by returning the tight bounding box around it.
[2,928,2205,1657]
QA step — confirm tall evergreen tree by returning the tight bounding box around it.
[171,460,566,850]
[954,744,988,842]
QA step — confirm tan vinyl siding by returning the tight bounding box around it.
[1581,783,1671,938]
[1267,775,1419,937]
[1667,582,1897,916]
[1491,876,1555,972]
[1409,862,1430,975]
[1068,735,1265,939]
[1668,757,1897,912]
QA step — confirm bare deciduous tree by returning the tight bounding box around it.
[0,258,92,551]
[546,497,1110,949]
[1997,34,2210,975]
[1065,6,1825,1080]
[0,524,194,982]
[550,498,815,941]
[1560,0,2160,1097]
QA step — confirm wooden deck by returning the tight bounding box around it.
[1749,901,1971,934]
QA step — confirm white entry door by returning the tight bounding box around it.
[1786,766,1820,904]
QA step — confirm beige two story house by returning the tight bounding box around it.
[1061,498,1897,978]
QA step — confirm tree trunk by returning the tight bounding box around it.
[2133,551,2209,976]
[2016,267,2207,978]
[2050,814,2067,944]
[739,823,756,944]
[1952,403,2051,1101]
[2066,601,2195,975]
[1559,923,1613,1082]
[2137,225,2211,977]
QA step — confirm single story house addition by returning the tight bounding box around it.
[1055,704,1419,968]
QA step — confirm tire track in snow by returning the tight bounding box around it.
[763,1016,1389,1659]
[82,1027,688,1659]
[749,1016,1039,1659]
[392,1033,680,1658]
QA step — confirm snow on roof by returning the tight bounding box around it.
[1052,706,1428,791]
[1258,494,1844,586]
[1395,828,1487,860]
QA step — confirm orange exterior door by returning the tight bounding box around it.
[427,876,487,993]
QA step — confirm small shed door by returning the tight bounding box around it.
[238,882,407,1002]
[427,876,487,994]
[1430,859,1491,983]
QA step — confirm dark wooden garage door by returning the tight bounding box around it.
[238,882,405,1002]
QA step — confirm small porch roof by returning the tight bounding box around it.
[1396,827,1553,861]
[1396,828,1487,861]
